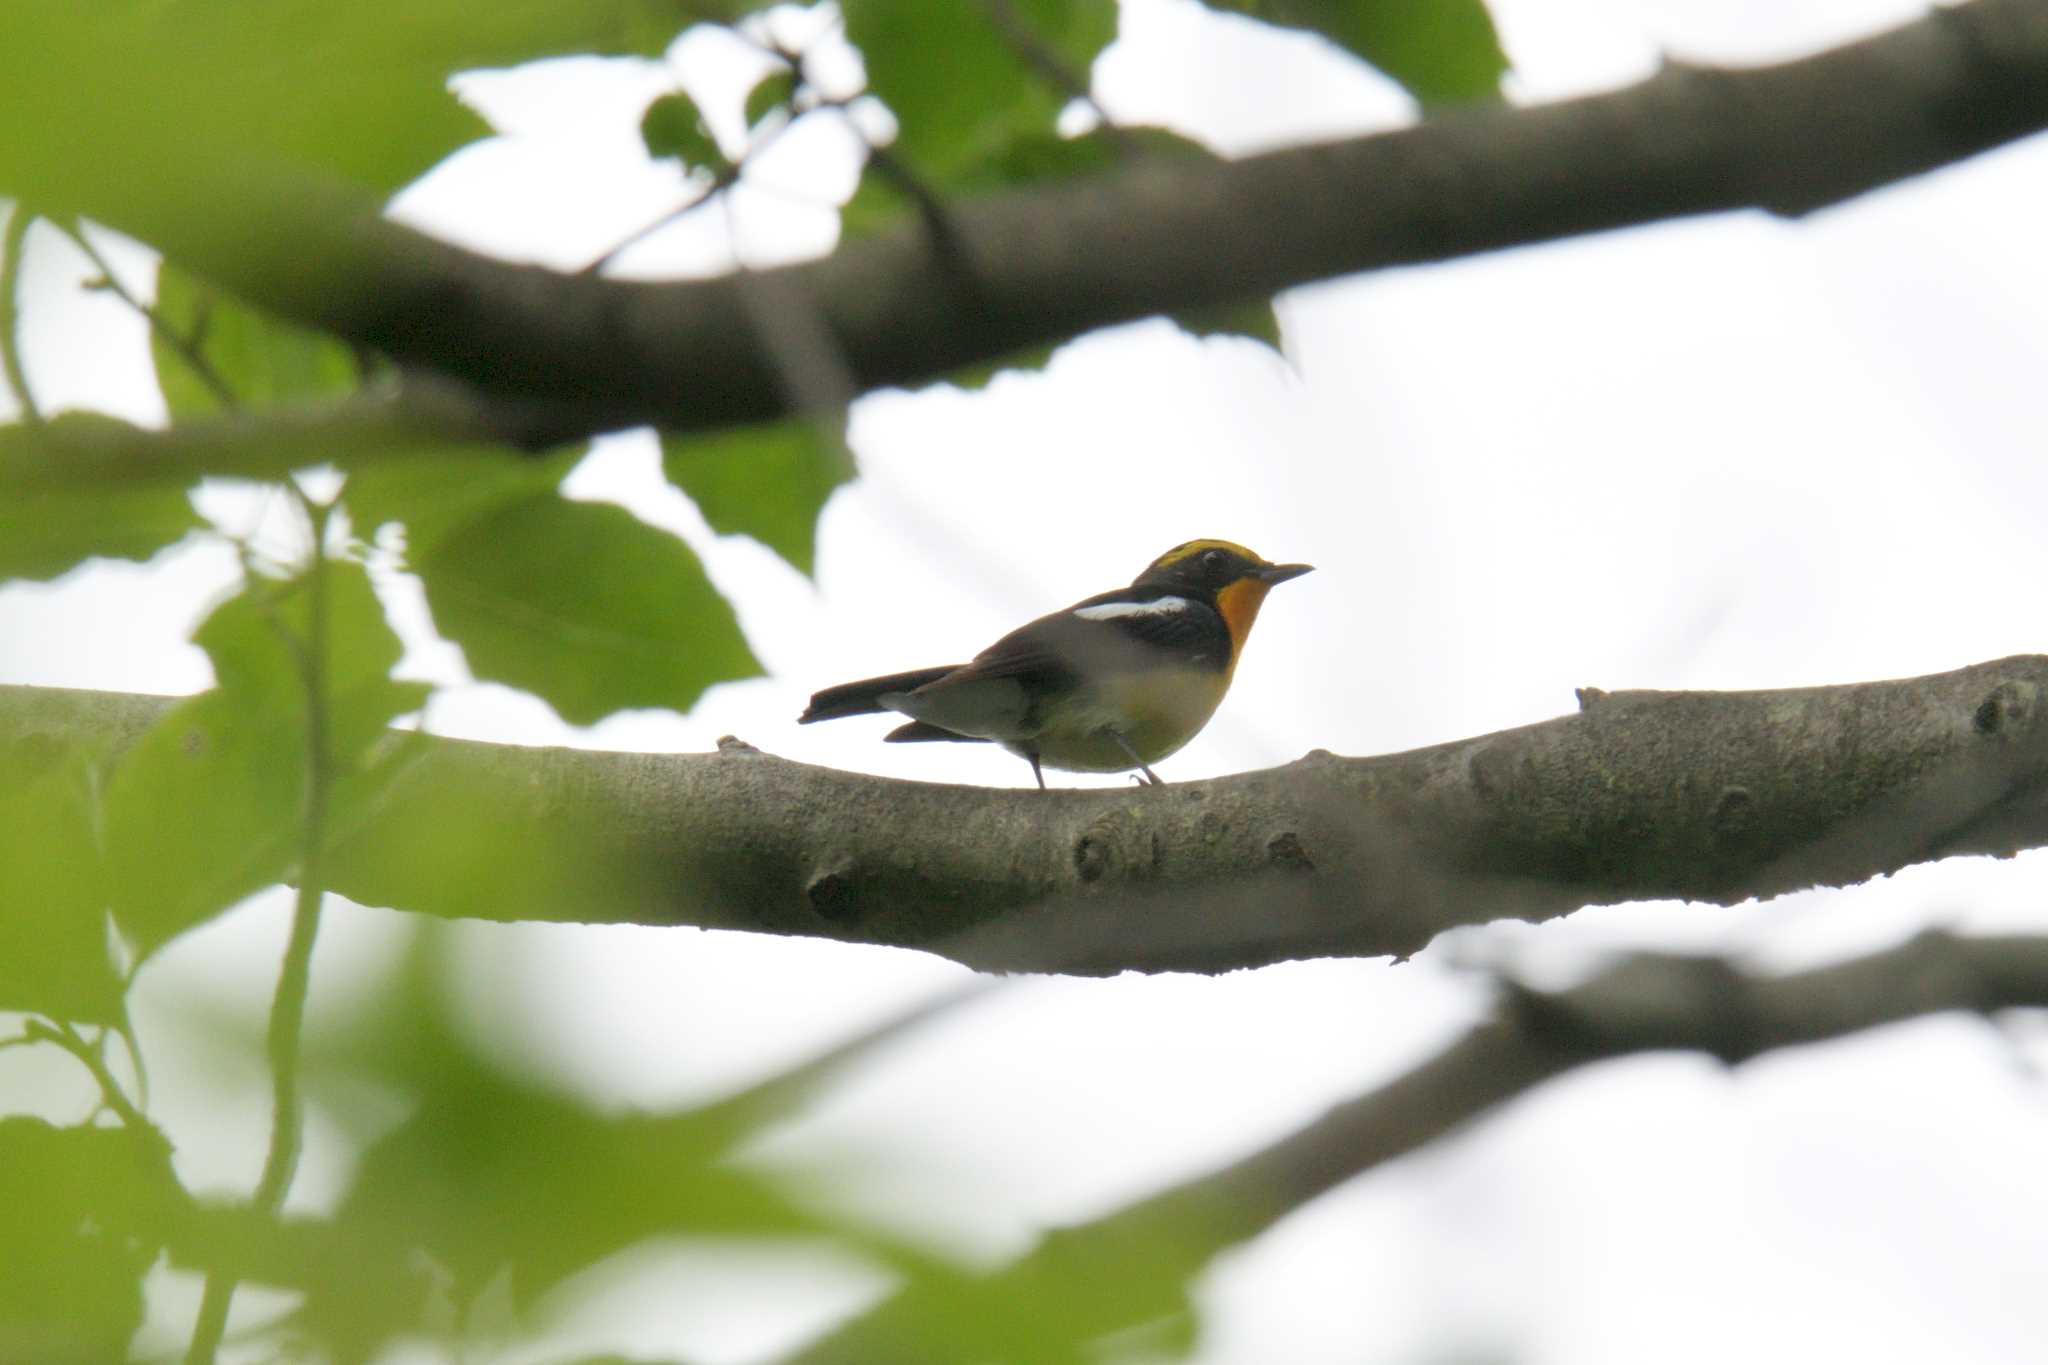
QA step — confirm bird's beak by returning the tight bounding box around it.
[1257,562,1314,585]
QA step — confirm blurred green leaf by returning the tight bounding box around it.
[103,686,302,955]
[324,745,665,925]
[286,972,880,1362]
[0,0,716,222]
[661,419,853,578]
[195,549,429,756]
[150,264,360,418]
[0,416,204,580]
[1208,0,1507,106]
[945,341,1060,393]
[0,744,120,1023]
[839,124,1209,389]
[412,491,762,725]
[0,1117,179,1365]
[743,67,798,132]
[1172,296,1284,354]
[343,445,578,555]
[843,0,1115,176]
[837,166,911,242]
[641,91,723,169]
[874,121,1211,229]
[103,559,425,955]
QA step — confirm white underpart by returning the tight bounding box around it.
[1073,596,1194,621]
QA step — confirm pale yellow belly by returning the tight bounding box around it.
[1020,667,1232,773]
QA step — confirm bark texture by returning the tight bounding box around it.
[6,654,2047,974]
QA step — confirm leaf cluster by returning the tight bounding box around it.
[0,2,1515,1362]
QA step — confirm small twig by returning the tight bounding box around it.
[981,0,1131,154]
[60,218,239,411]
[24,1018,153,1133]
[735,23,970,259]
[183,497,335,1365]
[579,169,733,276]
[1,204,41,423]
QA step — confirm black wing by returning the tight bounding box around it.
[941,587,1230,692]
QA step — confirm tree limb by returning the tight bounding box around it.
[5,1,2046,454]
[8,654,2048,974]
[155,929,2048,1358]
[786,927,2048,1363]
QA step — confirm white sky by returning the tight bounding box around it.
[7,1,2048,1362]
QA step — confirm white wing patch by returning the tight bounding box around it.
[1073,596,1193,621]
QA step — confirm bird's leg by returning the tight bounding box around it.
[1106,730,1163,786]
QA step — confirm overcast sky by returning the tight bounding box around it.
[7,1,2048,1362]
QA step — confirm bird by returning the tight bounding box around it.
[799,540,1312,788]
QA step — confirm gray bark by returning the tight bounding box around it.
[7,653,2046,974]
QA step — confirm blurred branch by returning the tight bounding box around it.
[787,928,2048,1362]
[980,0,1129,152]
[0,373,566,492]
[10,0,2046,454]
[0,204,38,422]
[185,503,334,1365]
[62,218,241,412]
[9,654,2048,974]
[23,1018,153,1132]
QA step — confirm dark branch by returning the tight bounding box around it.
[787,928,2048,1363]
[7,654,2048,975]
[28,0,2046,450]
[0,206,38,423]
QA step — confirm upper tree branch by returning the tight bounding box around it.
[8,654,2048,975]
[6,0,2045,452]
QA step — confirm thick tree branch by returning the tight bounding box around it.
[9,0,2042,452]
[8,655,2048,974]
[787,928,2048,1363]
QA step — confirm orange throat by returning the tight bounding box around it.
[1214,578,1272,670]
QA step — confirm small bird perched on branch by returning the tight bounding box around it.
[800,540,1312,788]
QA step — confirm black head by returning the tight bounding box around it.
[1133,540,1313,596]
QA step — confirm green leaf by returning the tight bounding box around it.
[0,1,715,221]
[0,1118,178,1364]
[837,123,1196,244]
[150,264,359,419]
[640,91,723,169]
[324,746,662,925]
[103,559,425,955]
[411,491,762,725]
[660,418,854,578]
[194,551,428,759]
[0,743,121,1023]
[843,0,1116,176]
[945,341,1059,392]
[0,417,203,580]
[343,445,578,556]
[1208,0,1507,106]
[281,952,879,1363]
[1172,296,1284,353]
[103,686,301,955]
[743,66,798,132]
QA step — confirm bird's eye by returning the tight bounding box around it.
[1202,549,1228,570]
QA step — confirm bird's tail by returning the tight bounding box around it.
[799,665,959,723]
